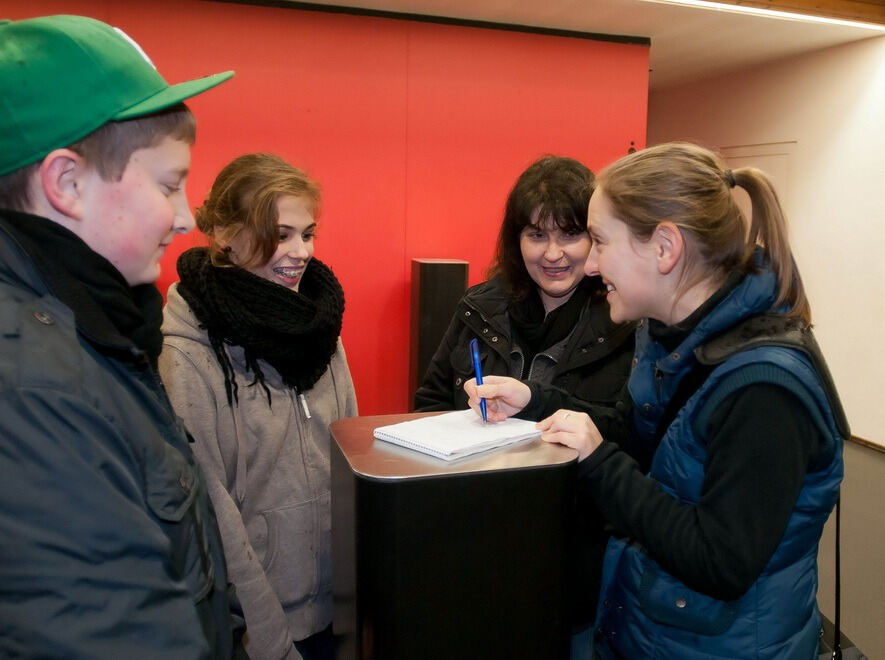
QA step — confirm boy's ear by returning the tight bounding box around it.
[653,221,684,275]
[39,149,88,220]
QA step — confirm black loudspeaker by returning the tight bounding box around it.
[409,259,468,409]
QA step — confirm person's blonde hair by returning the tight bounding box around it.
[195,153,321,269]
[597,142,810,322]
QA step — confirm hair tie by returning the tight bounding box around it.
[725,169,736,188]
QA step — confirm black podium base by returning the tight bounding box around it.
[331,414,576,660]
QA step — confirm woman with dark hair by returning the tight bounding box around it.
[159,153,356,660]
[415,155,634,420]
[414,155,636,657]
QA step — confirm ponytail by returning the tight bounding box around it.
[732,167,810,322]
[598,142,810,323]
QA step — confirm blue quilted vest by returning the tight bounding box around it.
[593,264,845,660]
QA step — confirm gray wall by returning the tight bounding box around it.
[818,440,885,658]
[648,36,885,447]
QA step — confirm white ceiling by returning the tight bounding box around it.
[298,0,883,89]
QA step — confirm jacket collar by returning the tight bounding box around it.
[639,251,780,376]
[463,275,636,367]
[0,210,148,361]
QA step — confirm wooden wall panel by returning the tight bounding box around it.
[716,0,885,24]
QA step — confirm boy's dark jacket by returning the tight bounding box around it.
[0,211,235,659]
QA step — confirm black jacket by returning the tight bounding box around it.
[414,277,635,415]
[0,213,236,659]
[413,276,636,628]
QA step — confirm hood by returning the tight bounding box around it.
[162,282,212,347]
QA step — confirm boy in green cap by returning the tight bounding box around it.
[0,15,238,658]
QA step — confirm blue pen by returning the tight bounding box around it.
[469,338,487,422]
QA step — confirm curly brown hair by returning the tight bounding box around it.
[195,153,321,269]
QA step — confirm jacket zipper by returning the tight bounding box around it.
[299,392,311,419]
[526,351,556,381]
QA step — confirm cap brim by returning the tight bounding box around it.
[113,70,234,120]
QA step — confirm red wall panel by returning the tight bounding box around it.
[3,0,649,414]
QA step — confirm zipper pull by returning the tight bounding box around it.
[299,393,311,419]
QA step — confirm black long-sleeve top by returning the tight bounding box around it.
[595,283,829,600]
[525,276,828,601]
[578,383,823,601]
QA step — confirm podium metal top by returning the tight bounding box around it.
[330,412,578,481]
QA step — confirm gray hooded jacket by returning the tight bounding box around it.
[160,282,357,660]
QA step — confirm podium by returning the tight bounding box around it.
[331,413,578,660]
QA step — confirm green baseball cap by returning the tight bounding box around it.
[0,14,234,176]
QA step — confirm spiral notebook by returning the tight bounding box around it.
[373,410,541,461]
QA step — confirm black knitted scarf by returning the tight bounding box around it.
[1,211,164,365]
[508,276,597,370]
[176,247,344,405]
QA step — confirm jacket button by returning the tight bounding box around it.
[597,337,605,343]
[671,352,680,360]
[675,597,687,608]
[455,377,462,386]
[482,328,489,334]
[631,357,638,367]
[491,337,498,342]
[642,403,652,415]
[464,311,471,317]
[33,311,54,325]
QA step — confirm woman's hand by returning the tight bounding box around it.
[537,409,604,461]
[464,375,531,422]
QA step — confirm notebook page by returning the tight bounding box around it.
[373,410,541,460]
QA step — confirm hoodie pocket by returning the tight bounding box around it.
[261,499,320,607]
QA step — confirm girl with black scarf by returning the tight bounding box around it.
[159,153,356,660]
